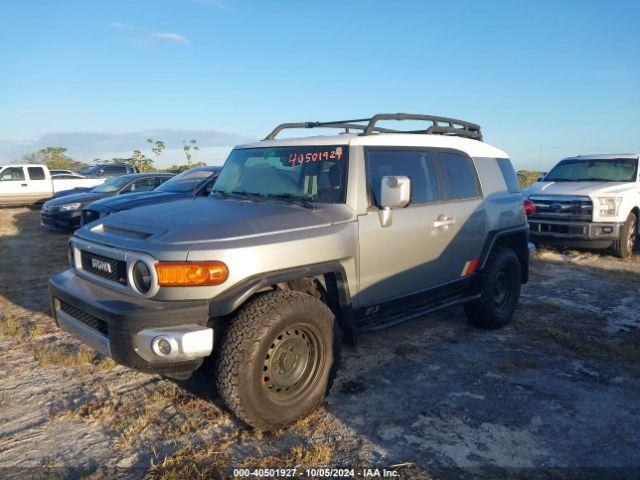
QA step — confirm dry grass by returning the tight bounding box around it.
[32,343,96,367]
[0,313,23,340]
[517,322,640,365]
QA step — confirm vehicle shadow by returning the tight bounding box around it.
[0,207,72,316]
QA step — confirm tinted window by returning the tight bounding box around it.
[27,167,46,180]
[365,149,438,206]
[0,167,25,181]
[126,178,158,193]
[104,165,127,174]
[496,158,520,193]
[437,152,480,199]
[157,169,216,193]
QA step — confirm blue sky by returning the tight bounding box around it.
[1,0,638,170]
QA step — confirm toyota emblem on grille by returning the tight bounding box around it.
[91,258,112,274]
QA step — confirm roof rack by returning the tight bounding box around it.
[264,113,483,141]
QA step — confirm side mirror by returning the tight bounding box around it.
[378,175,410,228]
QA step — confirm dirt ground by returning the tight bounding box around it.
[1,207,639,479]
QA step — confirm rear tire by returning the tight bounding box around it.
[464,247,521,329]
[215,290,340,430]
[611,213,637,259]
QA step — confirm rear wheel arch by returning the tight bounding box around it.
[479,226,530,283]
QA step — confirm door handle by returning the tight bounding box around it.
[21,183,28,187]
[433,217,455,228]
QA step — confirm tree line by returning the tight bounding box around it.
[19,138,207,174]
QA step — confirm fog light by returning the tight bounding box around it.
[602,226,613,234]
[152,335,176,357]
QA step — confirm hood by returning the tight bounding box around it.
[88,191,182,212]
[53,187,93,198]
[46,191,110,206]
[80,197,356,245]
[525,181,635,197]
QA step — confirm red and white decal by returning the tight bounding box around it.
[461,258,480,277]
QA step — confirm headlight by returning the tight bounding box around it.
[598,197,622,217]
[59,202,82,211]
[67,242,75,268]
[132,261,152,294]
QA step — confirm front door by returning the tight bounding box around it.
[357,148,456,307]
[0,166,29,204]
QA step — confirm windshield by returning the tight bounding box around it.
[214,146,348,203]
[92,175,132,193]
[544,158,638,182]
[156,169,216,193]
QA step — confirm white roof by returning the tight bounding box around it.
[237,133,508,158]
[563,154,639,161]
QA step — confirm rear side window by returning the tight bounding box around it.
[365,149,439,206]
[437,152,480,199]
[496,158,520,193]
[27,167,46,180]
[104,165,127,174]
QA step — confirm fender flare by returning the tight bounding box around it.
[479,225,530,283]
[208,261,356,342]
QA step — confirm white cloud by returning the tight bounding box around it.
[149,32,191,44]
[192,0,235,12]
[107,21,134,29]
[0,129,254,165]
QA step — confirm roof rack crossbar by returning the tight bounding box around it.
[264,113,482,141]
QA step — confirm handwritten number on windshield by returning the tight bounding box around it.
[288,147,343,167]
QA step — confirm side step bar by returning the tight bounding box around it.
[356,293,481,333]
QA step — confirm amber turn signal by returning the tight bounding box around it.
[155,261,228,287]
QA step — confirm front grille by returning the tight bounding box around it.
[80,251,127,285]
[529,195,592,221]
[82,209,101,225]
[58,300,109,336]
[42,205,60,214]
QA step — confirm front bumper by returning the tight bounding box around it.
[41,210,82,230]
[528,219,623,245]
[49,270,212,376]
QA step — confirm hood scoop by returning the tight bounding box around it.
[90,223,154,239]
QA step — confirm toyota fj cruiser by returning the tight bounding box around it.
[49,114,532,429]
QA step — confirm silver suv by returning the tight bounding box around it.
[49,114,532,429]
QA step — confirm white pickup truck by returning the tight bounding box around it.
[525,154,640,258]
[0,164,106,206]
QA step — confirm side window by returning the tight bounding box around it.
[0,167,26,181]
[106,165,127,174]
[128,178,158,192]
[437,152,480,199]
[496,158,521,193]
[365,149,439,206]
[27,167,46,180]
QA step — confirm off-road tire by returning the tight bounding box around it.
[464,247,521,329]
[611,213,637,259]
[215,289,340,430]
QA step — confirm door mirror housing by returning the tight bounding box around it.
[378,176,410,228]
[380,176,410,208]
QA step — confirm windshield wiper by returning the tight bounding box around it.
[265,193,315,209]
[213,190,264,201]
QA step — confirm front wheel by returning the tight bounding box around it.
[464,247,521,329]
[215,290,340,430]
[611,213,637,259]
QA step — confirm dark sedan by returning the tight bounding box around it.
[81,166,221,226]
[41,173,174,230]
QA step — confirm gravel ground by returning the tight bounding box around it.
[0,207,639,479]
